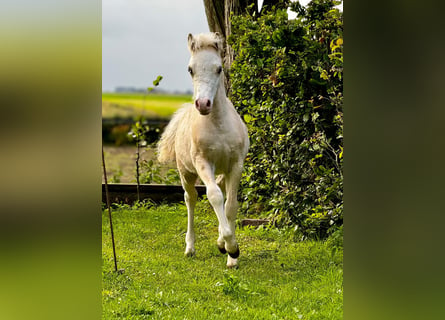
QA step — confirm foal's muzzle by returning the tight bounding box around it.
[195,98,212,115]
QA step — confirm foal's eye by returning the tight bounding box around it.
[188,67,193,76]
[217,66,222,74]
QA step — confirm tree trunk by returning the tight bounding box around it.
[203,0,225,35]
[203,0,257,94]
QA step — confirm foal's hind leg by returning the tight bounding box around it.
[179,170,198,257]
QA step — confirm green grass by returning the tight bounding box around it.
[102,93,192,119]
[102,201,343,319]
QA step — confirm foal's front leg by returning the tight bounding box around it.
[195,159,238,262]
[216,175,227,254]
[223,164,243,268]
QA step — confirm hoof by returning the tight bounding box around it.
[227,256,239,269]
[228,246,240,259]
[218,245,227,254]
[184,249,196,257]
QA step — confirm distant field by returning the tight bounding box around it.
[102,93,192,119]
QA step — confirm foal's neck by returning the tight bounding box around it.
[210,79,228,119]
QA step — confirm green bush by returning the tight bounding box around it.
[229,0,343,238]
[140,159,181,185]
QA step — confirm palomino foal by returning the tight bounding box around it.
[158,33,249,268]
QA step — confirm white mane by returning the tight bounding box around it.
[187,32,224,56]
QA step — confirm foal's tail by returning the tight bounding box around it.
[157,106,187,163]
[157,119,177,164]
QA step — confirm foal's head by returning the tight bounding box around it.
[187,33,224,116]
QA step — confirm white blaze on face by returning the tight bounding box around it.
[188,50,223,115]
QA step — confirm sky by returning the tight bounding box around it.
[102,0,341,93]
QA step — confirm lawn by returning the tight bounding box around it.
[102,201,343,319]
[102,93,192,119]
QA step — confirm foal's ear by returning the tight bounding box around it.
[188,33,195,52]
[212,32,223,53]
